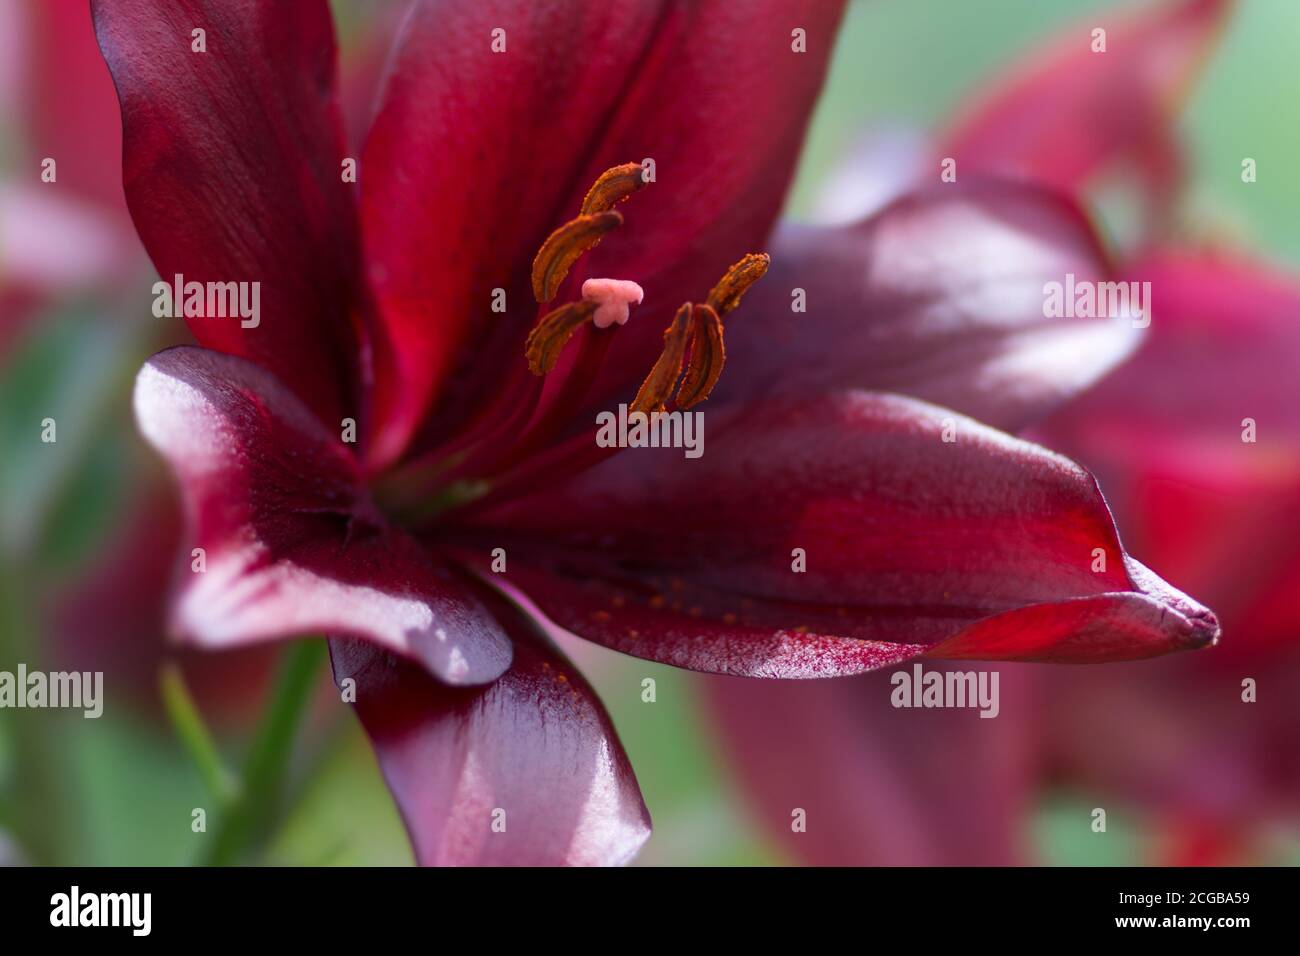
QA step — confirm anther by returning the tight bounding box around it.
[705,253,770,317]
[531,210,623,303]
[675,303,725,409]
[525,299,598,375]
[628,254,768,413]
[630,303,693,414]
[580,162,648,215]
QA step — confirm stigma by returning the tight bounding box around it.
[524,163,769,413]
[582,278,644,329]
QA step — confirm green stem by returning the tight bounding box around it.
[159,663,237,805]
[203,639,325,866]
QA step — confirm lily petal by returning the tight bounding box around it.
[361,0,846,462]
[939,0,1231,208]
[715,181,1140,433]
[330,597,651,866]
[454,391,1219,677]
[134,346,511,686]
[92,0,366,427]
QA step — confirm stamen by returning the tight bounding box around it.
[580,162,648,215]
[630,303,693,414]
[582,277,644,329]
[675,303,726,409]
[525,299,598,375]
[521,164,767,443]
[705,252,771,317]
[531,210,623,303]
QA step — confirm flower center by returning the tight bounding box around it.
[524,162,770,414]
[376,163,771,527]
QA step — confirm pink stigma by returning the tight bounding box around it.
[582,278,644,329]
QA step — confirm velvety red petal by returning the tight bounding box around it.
[452,391,1218,677]
[360,0,845,462]
[134,346,511,685]
[1040,250,1300,662]
[330,602,651,866]
[928,557,1218,663]
[92,0,367,427]
[704,666,1037,864]
[714,181,1140,433]
[939,0,1231,206]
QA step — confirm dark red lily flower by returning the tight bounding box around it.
[96,0,1218,865]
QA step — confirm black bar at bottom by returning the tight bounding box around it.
[0,865,1278,941]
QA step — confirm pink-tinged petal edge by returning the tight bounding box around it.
[133,346,511,686]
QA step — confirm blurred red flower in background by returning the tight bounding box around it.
[0,0,132,347]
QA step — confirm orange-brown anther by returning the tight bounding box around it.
[630,303,693,414]
[525,299,598,375]
[675,303,726,409]
[531,210,623,304]
[580,162,648,215]
[705,252,770,317]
